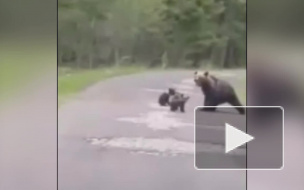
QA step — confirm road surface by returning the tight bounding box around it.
[59,70,246,190]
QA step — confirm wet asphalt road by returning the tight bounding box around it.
[59,70,246,190]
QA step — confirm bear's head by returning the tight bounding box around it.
[168,88,176,95]
[194,71,212,88]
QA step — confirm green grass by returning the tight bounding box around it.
[235,78,246,105]
[236,89,246,105]
[58,66,148,105]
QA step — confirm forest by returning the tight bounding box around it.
[59,0,246,69]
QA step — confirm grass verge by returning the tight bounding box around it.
[58,66,147,105]
[235,78,246,105]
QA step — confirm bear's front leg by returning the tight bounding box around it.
[201,97,217,112]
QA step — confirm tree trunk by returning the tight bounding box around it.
[76,48,82,69]
[168,46,184,66]
[223,39,237,68]
[114,48,120,67]
[211,38,228,68]
[90,17,96,29]
[161,51,168,69]
[211,45,222,67]
[88,53,93,69]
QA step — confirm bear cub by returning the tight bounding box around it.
[158,88,190,112]
[158,88,176,106]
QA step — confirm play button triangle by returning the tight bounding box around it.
[225,123,254,153]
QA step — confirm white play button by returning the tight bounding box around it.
[225,123,254,153]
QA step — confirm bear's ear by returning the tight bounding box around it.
[194,71,198,75]
[204,71,209,76]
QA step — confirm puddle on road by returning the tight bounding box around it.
[88,137,193,156]
[117,111,192,131]
[87,137,245,157]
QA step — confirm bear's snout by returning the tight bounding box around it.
[194,79,201,86]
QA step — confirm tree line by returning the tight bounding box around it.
[59,0,246,69]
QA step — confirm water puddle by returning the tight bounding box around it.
[117,111,192,131]
[87,137,245,156]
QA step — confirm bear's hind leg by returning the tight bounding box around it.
[228,96,245,115]
[180,102,185,113]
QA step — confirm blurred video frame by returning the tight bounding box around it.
[57,0,247,189]
[0,0,303,189]
[248,0,304,189]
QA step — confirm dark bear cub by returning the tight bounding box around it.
[158,88,190,112]
[158,88,176,106]
[194,71,245,115]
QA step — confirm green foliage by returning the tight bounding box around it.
[160,0,245,67]
[59,0,245,69]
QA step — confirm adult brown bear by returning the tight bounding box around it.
[194,71,245,114]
